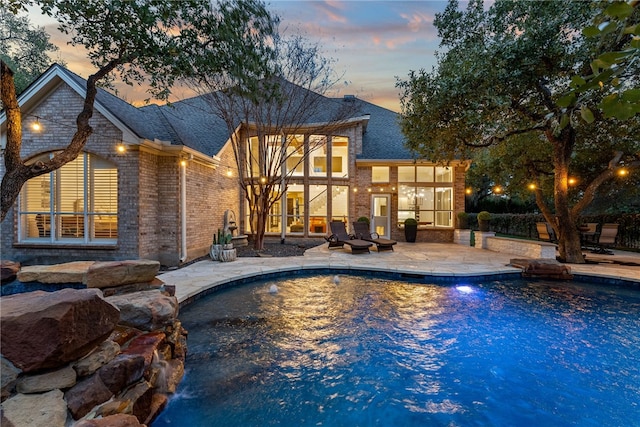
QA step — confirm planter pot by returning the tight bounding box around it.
[219,248,237,262]
[457,217,469,230]
[210,244,223,261]
[404,224,417,243]
[478,219,490,232]
[223,243,234,250]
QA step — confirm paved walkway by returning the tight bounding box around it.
[158,243,640,305]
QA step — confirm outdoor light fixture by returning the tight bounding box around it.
[226,167,232,177]
[116,144,126,154]
[367,188,372,192]
[528,183,537,190]
[180,159,187,167]
[32,117,41,131]
[618,168,628,177]
[493,186,502,194]
[465,188,472,195]
[353,188,358,192]
[568,177,577,185]
[260,176,267,184]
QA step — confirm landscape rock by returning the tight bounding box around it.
[0,288,120,372]
[98,354,145,395]
[64,373,113,420]
[1,356,21,401]
[85,260,160,288]
[73,340,121,377]
[121,331,166,369]
[1,260,20,283]
[73,413,144,427]
[107,290,178,331]
[122,381,153,423]
[0,389,67,427]
[16,261,94,284]
[16,365,76,394]
[144,393,168,425]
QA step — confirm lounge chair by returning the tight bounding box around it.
[592,223,618,255]
[536,222,557,243]
[326,221,372,254]
[352,221,397,251]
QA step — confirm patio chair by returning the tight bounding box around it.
[592,223,618,255]
[536,222,557,243]
[326,221,372,254]
[352,221,397,251]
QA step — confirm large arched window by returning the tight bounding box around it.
[19,152,118,243]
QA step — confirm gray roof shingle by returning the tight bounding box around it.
[57,65,412,160]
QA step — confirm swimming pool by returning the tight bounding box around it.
[152,275,640,426]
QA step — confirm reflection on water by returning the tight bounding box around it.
[153,275,640,427]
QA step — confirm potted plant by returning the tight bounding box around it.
[457,212,469,229]
[357,216,370,225]
[477,211,491,232]
[404,218,418,242]
[210,229,223,260]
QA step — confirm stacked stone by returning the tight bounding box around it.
[0,260,187,427]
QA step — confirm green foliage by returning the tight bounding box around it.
[457,211,469,220]
[572,1,640,121]
[0,9,61,94]
[357,216,370,224]
[477,211,491,221]
[404,218,418,226]
[33,0,279,102]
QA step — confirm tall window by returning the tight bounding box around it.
[19,152,118,242]
[397,166,453,227]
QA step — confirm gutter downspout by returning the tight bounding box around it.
[180,160,187,263]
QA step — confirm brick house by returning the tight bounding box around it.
[1,64,468,266]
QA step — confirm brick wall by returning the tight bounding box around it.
[1,84,140,264]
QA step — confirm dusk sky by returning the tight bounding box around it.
[27,1,449,112]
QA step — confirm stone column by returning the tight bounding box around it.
[453,229,471,246]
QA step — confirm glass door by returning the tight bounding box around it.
[371,195,391,239]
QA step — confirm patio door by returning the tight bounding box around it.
[371,195,391,239]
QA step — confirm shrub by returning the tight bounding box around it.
[477,211,491,221]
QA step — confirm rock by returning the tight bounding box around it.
[0,289,120,373]
[73,413,144,427]
[16,261,94,284]
[122,381,153,423]
[162,359,185,394]
[510,258,573,280]
[143,393,168,426]
[106,290,178,331]
[64,373,113,420]
[16,365,76,394]
[85,260,160,289]
[109,326,143,347]
[73,341,121,377]
[1,389,67,427]
[120,332,166,369]
[98,354,145,395]
[1,356,21,401]
[1,260,20,283]
[101,278,165,297]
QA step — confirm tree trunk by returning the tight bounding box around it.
[549,129,584,264]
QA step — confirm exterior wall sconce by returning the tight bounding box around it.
[226,167,233,177]
[116,143,127,154]
[32,117,42,131]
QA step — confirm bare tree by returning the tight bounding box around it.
[188,35,359,250]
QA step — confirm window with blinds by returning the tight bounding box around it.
[18,152,118,243]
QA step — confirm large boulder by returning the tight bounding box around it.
[74,414,145,427]
[85,260,160,288]
[0,288,120,373]
[16,365,76,394]
[0,389,68,427]
[16,261,94,284]
[107,290,178,331]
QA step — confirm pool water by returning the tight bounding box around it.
[152,275,640,426]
